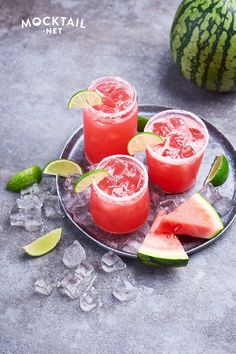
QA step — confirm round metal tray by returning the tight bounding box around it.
[57,105,236,258]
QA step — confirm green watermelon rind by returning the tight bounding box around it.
[196,192,224,239]
[137,252,189,268]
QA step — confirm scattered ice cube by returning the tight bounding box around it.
[21,183,41,196]
[80,287,101,312]
[10,204,43,231]
[101,251,126,273]
[159,199,177,213]
[34,279,55,296]
[16,195,43,210]
[43,195,65,219]
[40,176,57,194]
[213,196,233,216]
[60,272,96,300]
[75,261,94,278]
[63,240,86,268]
[10,205,26,227]
[119,234,144,253]
[112,279,138,302]
[200,183,222,204]
[73,210,93,227]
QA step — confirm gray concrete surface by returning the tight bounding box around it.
[0,0,236,353]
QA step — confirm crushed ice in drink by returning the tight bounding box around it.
[63,240,86,268]
[34,279,55,296]
[43,195,65,219]
[80,287,101,312]
[112,279,138,302]
[75,261,94,278]
[60,272,96,300]
[180,145,195,158]
[101,251,126,273]
[159,199,177,213]
[152,121,173,137]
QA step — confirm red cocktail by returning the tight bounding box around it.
[83,77,138,163]
[90,155,149,234]
[145,110,209,193]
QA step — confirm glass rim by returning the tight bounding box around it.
[86,76,137,118]
[144,109,209,165]
[93,154,149,202]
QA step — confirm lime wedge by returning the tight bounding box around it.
[22,228,62,257]
[74,169,109,193]
[43,159,82,177]
[138,115,149,132]
[67,90,103,109]
[6,166,42,193]
[204,154,229,187]
[127,132,163,155]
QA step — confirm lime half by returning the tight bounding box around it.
[127,132,163,155]
[204,154,229,187]
[74,169,109,193]
[68,90,103,109]
[43,159,82,177]
[22,228,62,257]
[138,115,149,132]
[7,166,42,193]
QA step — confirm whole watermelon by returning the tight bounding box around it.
[170,0,236,92]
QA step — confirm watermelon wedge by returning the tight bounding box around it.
[158,193,224,239]
[137,211,189,267]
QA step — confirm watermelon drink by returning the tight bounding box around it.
[90,155,149,234]
[145,110,209,193]
[83,77,138,163]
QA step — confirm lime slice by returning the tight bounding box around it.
[67,90,103,109]
[127,132,163,155]
[204,154,229,187]
[43,159,82,177]
[6,166,42,193]
[138,115,149,132]
[74,169,109,193]
[22,228,62,257]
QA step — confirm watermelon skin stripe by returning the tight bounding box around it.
[170,0,236,92]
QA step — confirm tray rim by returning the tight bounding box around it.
[56,104,236,259]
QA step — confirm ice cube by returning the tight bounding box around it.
[80,287,101,312]
[60,272,96,300]
[138,222,150,235]
[189,128,205,141]
[101,251,126,273]
[152,121,173,137]
[169,133,186,148]
[73,210,93,227]
[40,176,57,194]
[199,183,222,204]
[180,145,196,158]
[159,199,177,213]
[16,195,43,210]
[21,183,41,196]
[170,117,186,129]
[10,205,26,227]
[62,188,90,213]
[162,149,179,159]
[119,234,144,253]
[43,195,65,219]
[112,279,138,302]
[147,209,156,225]
[24,208,44,231]
[212,196,233,217]
[75,261,94,278]
[63,240,86,268]
[63,174,80,192]
[34,279,55,296]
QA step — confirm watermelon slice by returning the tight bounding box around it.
[137,211,189,267]
[158,193,224,239]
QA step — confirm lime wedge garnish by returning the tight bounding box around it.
[43,159,82,177]
[22,228,62,257]
[138,115,149,132]
[67,90,103,109]
[204,154,229,187]
[6,166,42,193]
[74,169,109,193]
[127,132,163,155]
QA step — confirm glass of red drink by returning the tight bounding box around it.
[83,76,138,164]
[144,109,209,193]
[90,155,149,234]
